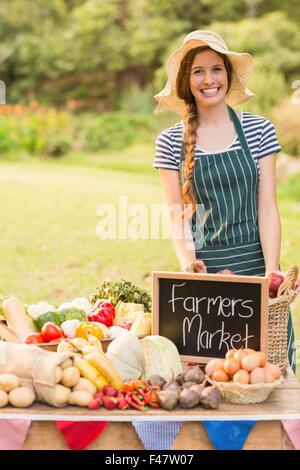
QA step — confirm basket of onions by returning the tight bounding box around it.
[205,348,283,404]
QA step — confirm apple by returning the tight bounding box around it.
[268,272,284,298]
[216,269,235,275]
[119,320,133,331]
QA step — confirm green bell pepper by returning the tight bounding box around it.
[33,311,61,331]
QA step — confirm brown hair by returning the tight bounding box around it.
[176,46,233,218]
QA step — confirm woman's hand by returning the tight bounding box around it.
[182,260,207,273]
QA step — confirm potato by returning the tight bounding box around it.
[68,390,93,407]
[55,367,63,384]
[0,373,20,392]
[73,377,97,395]
[0,390,8,408]
[61,358,73,370]
[8,387,35,408]
[55,384,71,405]
[61,367,80,388]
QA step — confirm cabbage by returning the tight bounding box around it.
[106,332,144,381]
[140,335,182,382]
[57,307,87,324]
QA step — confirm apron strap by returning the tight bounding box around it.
[179,105,252,184]
[227,105,251,154]
[180,105,251,160]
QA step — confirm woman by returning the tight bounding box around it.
[132,30,300,451]
[153,30,298,372]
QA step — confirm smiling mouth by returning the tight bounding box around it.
[200,87,220,96]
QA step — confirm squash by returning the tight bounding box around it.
[140,335,182,382]
[2,297,37,339]
[105,332,144,381]
[113,302,145,324]
[130,313,152,336]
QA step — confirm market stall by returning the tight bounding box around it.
[0,268,299,451]
[0,365,299,450]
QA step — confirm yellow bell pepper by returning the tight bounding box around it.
[75,321,104,341]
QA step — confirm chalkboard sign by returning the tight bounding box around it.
[152,271,269,363]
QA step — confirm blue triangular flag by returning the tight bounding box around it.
[132,421,183,450]
[203,421,256,450]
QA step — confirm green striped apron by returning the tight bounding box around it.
[179,105,296,372]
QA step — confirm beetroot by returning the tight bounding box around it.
[156,390,178,410]
[200,386,221,409]
[184,365,205,384]
[179,388,199,409]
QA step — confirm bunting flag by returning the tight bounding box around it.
[132,421,183,450]
[281,420,300,450]
[202,421,256,450]
[0,419,31,450]
[0,418,297,450]
[56,421,108,450]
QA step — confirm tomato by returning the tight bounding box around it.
[41,322,63,342]
[24,332,44,344]
[75,322,104,340]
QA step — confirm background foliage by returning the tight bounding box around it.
[0,0,299,156]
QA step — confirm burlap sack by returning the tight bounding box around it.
[0,340,73,407]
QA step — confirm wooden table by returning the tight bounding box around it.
[0,368,299,450]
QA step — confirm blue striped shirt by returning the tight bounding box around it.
[153,111,281,171]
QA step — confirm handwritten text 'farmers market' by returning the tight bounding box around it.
[169,282,255,351]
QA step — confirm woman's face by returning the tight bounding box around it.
[189,49,228,108]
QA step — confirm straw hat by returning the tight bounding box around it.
[154,30,255,116]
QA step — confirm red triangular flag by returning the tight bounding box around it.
[56,421,108,450]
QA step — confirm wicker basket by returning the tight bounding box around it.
[267,265,298,374]
[207,375,283,404]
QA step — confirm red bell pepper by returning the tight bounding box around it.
[138,388,161,408]
[88,300,115,327]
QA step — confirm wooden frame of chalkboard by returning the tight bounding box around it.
[152,271,269,364]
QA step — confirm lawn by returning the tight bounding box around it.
[0,147,299,376]
[0,145,179,305]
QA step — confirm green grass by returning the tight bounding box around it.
[0,148,299,377]
[0,147,178,306]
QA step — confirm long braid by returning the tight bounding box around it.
[181,101,198,219]
[175,45,233,220]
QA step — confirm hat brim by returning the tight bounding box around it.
[154,36,255,116]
